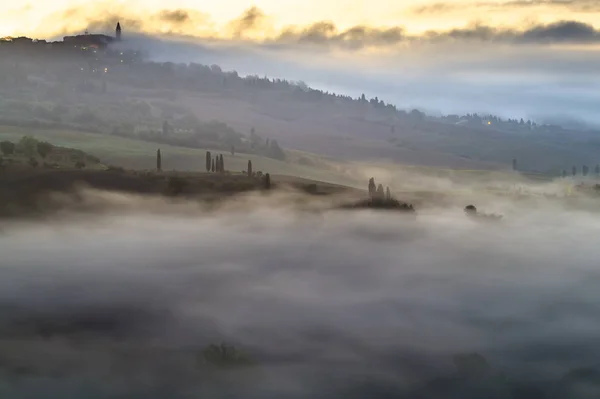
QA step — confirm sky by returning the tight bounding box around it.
[3,1,600,124]
[3,0,600,39]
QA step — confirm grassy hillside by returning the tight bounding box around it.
[0,126,360,187]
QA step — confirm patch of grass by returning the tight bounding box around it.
[0,126,358,186]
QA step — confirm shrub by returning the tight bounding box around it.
[201,343,252,368]
[107,165,125,173]
[18,136,39,157]
[28,157,39,168]
[0,141,15,155]
[37,141,54,159]
[75,160,86,169]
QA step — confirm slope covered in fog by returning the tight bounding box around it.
[0,189,599,397]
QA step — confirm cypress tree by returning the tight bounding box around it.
[512,158,517,171]
[368,178,376,198]
[211,158,215,173]
[376,184,384,199]
[265,173,271,189]
[572,166,577,176]
[156,149,162,172]
[205,151,211,172]
[247,160,253,176]
[219,154,225,173]
[385,186,391,201]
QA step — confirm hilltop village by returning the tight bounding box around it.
[0,23,141,67]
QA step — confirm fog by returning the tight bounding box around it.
[1,188,600,397]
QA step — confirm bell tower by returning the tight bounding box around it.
[116,22,122,41]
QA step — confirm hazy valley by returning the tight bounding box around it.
[1,16,600,399]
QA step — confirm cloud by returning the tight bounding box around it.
[226,6,267,38]
[1,188,600,396]
[410,2,465,14]
[520,20,599,42]
[37,3,600,48]
[158,9,192,23]
[272,20,600,48]
[410,0,600,14]
[276,23,406,49]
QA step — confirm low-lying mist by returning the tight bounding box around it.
[1,189,600,398]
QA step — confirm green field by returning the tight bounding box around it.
[0,126,360,187]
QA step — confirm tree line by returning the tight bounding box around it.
[155,148,271,189]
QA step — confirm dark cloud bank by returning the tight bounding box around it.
[1,190,600,397]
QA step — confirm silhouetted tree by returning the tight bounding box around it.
[211,158,215,172]
[0,141,15,156]
[18,136,38,158]
[376,184,384,199]
[75,160,85,169]
[156,149,162,171]
[572,166,577,176]
[162,120,170,136]
[465,205,477,215]
[231,145,235,156]
[368,178,376,198]
[36,141,53,159]
[247,160,252,176]
[205,151,211,172]
[28,157,38,168]
[512,158,517,171]
[219,154,225,173]
[583,165,589,176]
[266,139,285,160]
[385,186,391,201]
[264,173,271,189]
